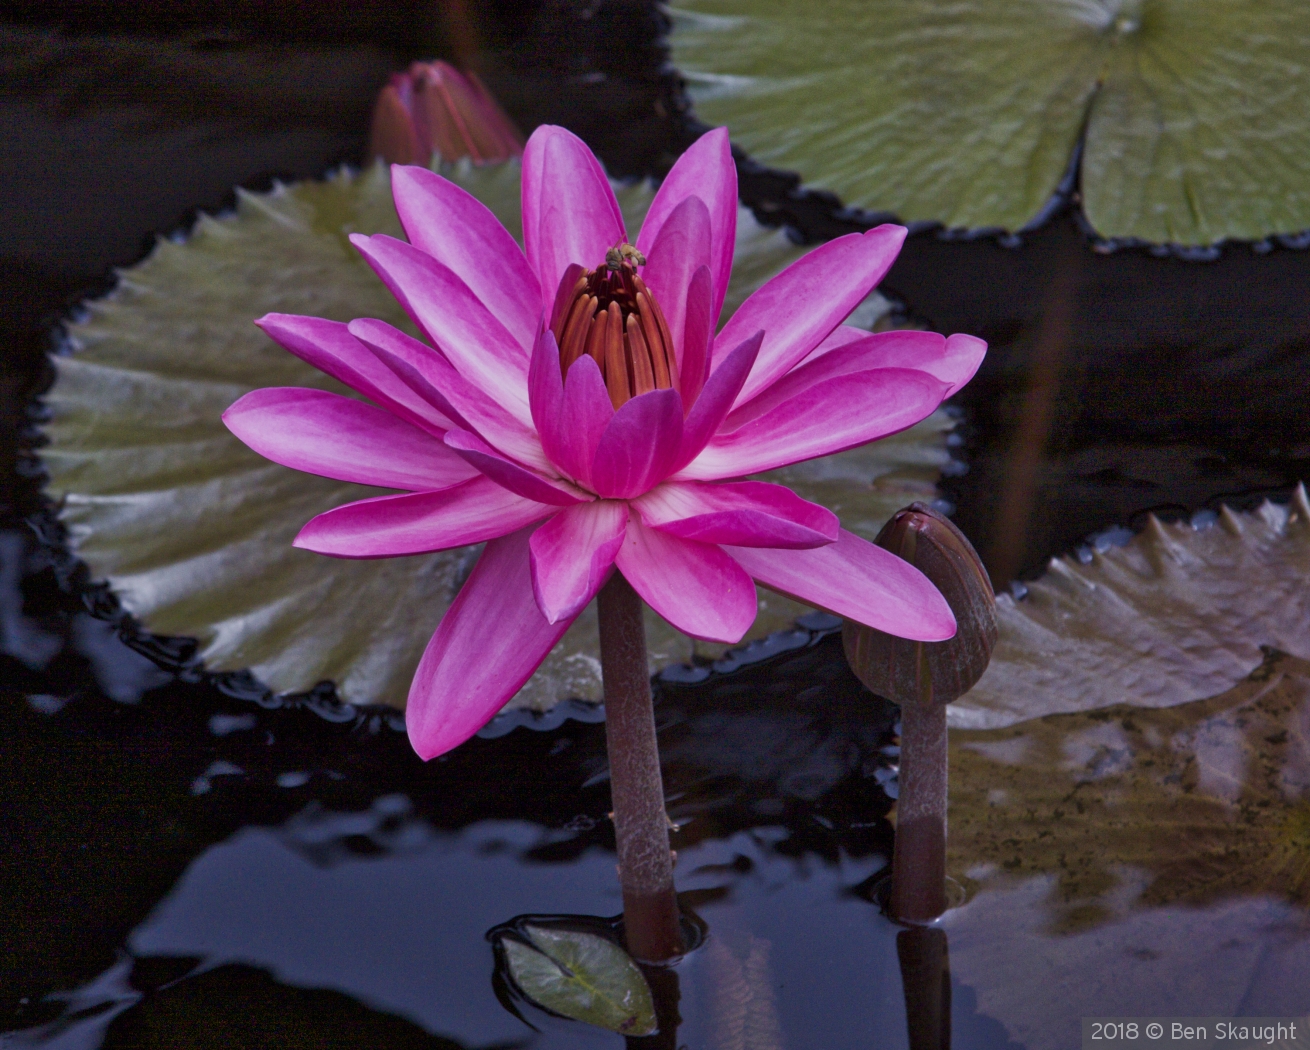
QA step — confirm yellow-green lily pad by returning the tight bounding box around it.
[42,160,954,710]
[498,924,657,1036]
[670,0,1310,245]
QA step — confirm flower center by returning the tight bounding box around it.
[549,243,680,409]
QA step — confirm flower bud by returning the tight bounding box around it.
[843,502,996,706]
[368,61,524,166]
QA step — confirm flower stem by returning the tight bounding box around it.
[598,571,684,963]
[891,643,949,923]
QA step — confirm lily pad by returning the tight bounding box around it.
[42,159,953,710]
[952,651,1310,920]
[953,488,1310,730]
[942,652,1310,1050]
[498,924,657,1036]
[936,503,1310,1042]
[669,0,1310,244]
[928,493,1310,958]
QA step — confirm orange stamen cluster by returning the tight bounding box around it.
[551,245,680,409]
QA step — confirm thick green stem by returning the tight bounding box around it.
[598,571,684,963]
[891,643,949,923]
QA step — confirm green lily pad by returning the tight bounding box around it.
[669,0,1310,244]
[43,159,953,710]
[953,488,1310,730]
[499,924,657,1036]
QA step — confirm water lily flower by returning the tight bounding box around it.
[223,125,986,760]
[369,60,524,166]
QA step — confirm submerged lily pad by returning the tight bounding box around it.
[670,0,1310,244]
[43,160,953,710]
[938,493,1310,941]
[498,924,657,1036]
[953,489,1310,730]
[950,649,1310,922]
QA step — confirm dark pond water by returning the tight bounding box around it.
[4,3,1310,1048]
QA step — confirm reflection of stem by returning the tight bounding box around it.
[629,963,681,1050]
[987,256,1079,587]
[897,926,952,1050]
[598,572,685,964]
[891,645,948,923]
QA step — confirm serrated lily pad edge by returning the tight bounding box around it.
[675,112,1310,258]
[22,487,857,733]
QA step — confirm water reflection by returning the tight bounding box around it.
[898,927,951,1050]
[5,561,1310,1047]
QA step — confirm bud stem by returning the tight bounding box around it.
[897,925,952,1050]
[598,572,685,963]
[890,643,949,923]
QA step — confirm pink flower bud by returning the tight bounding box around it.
[843,502,997,706]
[368,61,524,166]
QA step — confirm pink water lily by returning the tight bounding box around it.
[223,125,986,760]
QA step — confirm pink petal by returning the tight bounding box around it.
[528,326,571,477]
[615,516,756,643]
[674,329,762,472]
[407,525,575,759]
[794,329,987,401]
[558,355,615,489]
[679,367,948,481]
[349,233,532,424]
[348,318,551,475]
[293,476,551,558]
[635,127,737,326]
[634,479,837,549]
[521,125,626,316]
[590,388,684,499]
[928,333,987,398]
[808,324,873,357]
[727,530,956,641]
[390,165,539,351]
[444,428,589,506]
[639,196,712,377]
[223,387,477,491]
[254,314,454,435]
[679,265,713,407]
[715,224,907,407]
[727,331,969,431]
[529,500,628,623]
[348,319,469,430]
[550,262,586,332]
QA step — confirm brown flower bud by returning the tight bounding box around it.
[843,502,996,707]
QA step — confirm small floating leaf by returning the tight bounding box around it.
[670,0,1310,244]
[43,160,953,709]
[501,925,657,1036]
